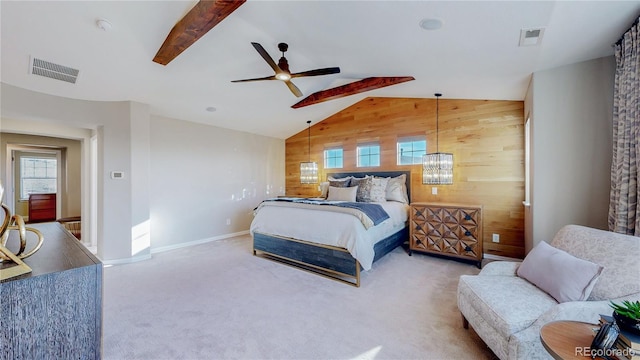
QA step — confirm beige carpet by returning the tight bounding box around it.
[103,234,496,360]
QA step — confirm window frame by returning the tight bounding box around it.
[323,147,344,169]
[397,136,427,165]
[356,142,381,168]
[19,156,58,200]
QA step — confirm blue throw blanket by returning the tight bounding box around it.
[265,197,390,226]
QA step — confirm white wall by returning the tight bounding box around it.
[0,83,285,262]
[149,116,285,251]
[527,56,615,248]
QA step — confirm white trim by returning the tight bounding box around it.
[151,230,250,255]
[98,230,251,265]
[483,253,522,262]
[101,253,152,266]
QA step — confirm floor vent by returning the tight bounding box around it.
[30,57,79,84]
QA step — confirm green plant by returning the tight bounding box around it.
[610,300,640,320]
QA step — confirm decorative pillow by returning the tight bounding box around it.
[327,186,358,202]
[385,174,409,203]
[370,177,390,202]
[350,176,374,202]
[328,176,351,188]
[516,241,603,303]
[319,182,330,198]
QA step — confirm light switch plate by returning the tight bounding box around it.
[110,171,124,179]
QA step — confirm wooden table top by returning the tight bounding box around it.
[540,320,600,360]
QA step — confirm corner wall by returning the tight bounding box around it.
[529,56,615,247]
[148,115,285,251]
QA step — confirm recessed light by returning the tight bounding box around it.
[419,18,443,31]
[206,106,217,112]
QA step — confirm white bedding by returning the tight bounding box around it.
[250,201,409,271]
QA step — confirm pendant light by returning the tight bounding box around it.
[423,93,453,184]
[300,120,318,184]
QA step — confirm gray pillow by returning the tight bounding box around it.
[350,176,373,202]
[328,176,351,188]
[516,241,603,303]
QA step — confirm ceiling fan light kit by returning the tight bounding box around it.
[232,42,340,98]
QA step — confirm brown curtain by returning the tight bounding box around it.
[609,16,640,235]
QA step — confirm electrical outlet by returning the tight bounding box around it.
[432,187,438,195]
[226,218,231,226]
[492,233,500,243]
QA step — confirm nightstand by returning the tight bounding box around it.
[409,202,483,267]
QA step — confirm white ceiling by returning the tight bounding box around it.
[1,1,638,139]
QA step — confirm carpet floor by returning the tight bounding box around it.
[103,234,496,360]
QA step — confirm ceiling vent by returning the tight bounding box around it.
[519,28,545,47]
[29,57,79,84]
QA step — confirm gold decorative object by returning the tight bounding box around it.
[0,184,45,280]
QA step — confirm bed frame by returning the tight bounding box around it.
[252,171,411,287]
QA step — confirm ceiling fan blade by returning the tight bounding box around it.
[290,67,341,78]
[285,81,303,97]
[251,42,282,74]
[153,0,246,66]
[231,75,278,83]
[292,76,415,108]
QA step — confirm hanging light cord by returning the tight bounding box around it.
[307,120,311,162]
[435,93,441,153]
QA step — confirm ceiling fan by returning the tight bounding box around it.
[231,42,340,97]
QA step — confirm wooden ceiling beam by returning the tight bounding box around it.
[291,76,415,109]
[153,0,246,66]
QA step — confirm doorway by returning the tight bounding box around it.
[6,145,63,220]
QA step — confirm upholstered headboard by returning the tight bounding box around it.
[326,171,411,202]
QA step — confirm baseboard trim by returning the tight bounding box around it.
[102,253,152,266]
[99,231,250,265]
[483,253,522,262]
[150,230,250,255]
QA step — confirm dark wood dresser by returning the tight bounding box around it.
[28,193,56,223]
[0,222,102,359]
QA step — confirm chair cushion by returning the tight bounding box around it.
[458,274,558,339]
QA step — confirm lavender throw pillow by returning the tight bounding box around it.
[516,241,603,303]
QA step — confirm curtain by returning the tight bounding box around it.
[609,16,640,235]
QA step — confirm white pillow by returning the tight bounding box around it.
[327,186,358,202]
[516,241,603,303]
[370,177,389,202]
[386,174,409,203]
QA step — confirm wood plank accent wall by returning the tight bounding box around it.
[285,97,525,259]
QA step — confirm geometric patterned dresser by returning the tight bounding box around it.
[409,202,483,267]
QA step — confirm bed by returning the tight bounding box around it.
[250,171,411,287]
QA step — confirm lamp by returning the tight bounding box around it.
[423,93,453,184]
[300,120,318,184]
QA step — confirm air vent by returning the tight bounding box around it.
[29,57,79,84]
[519,28,545,47]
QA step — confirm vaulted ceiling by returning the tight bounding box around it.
[1,1,638,139]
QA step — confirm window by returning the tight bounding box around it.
[357,143,380,167]
[20,157,57,200]
[324,148,343,169]
[397,137,426,165]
